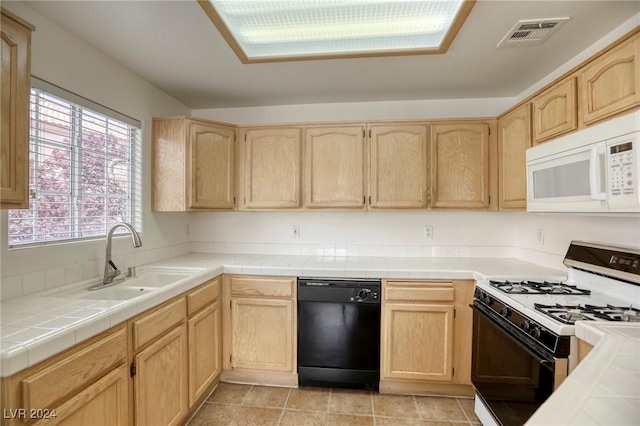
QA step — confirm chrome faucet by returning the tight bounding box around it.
[101,222,142,286]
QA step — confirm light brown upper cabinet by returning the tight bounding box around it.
[152,117,236,211]
[1,10,34,209]
[532,77,577,144]
[369,125,429,208]
[430,122,491,209]
[498,104,532,210]
[581,32,640,125]
[304,125,366,208]
[239,127,302,209]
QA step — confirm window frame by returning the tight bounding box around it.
[8,78,143,248]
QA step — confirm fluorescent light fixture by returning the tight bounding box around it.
[199,0,476,63]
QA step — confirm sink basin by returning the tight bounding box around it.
[75,286,156,300]
[57,266,207,301]
[121,271,192,289]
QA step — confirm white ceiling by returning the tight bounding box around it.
[23,0,640,109]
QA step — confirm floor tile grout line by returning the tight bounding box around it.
[456,397,473,424]
[412,394,421,420]
[239,384,253,406]
[276,388,292,426]
[457,397,479,424]
[370,390,376,423]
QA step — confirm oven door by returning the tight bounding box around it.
[471,303,555,426]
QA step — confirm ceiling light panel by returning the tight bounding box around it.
[202,0,473,62]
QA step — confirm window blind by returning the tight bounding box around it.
[8,78,142,247]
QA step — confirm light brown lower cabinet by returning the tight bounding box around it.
[33,365,129,426]
[0,278,223,426]
[577,339,594,365]
[188,300,222,405]
[380,280,475,396]
[383,303,454,381]
[222,275,297,387]
[0,326,129,426]
[133,324,188,426]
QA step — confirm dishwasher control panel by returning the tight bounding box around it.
[298,278,381,304]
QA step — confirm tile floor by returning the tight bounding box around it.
[188,383,481,426]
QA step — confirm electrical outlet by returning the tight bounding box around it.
[292,225,300,238]
[424,225,433,239]
[537,229,545,245]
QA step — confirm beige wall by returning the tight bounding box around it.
[0,2,191,299]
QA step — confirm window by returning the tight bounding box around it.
[8,79,142,247]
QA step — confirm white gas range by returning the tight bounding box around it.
[471,241,640,426]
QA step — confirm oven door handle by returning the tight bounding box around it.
[471,304,555,367]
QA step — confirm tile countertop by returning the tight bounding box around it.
[0,253,565,378]
[526,321,640,426]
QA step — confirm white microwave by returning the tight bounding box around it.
[526,111,640,213]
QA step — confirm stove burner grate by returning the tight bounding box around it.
[535,303,640,324]
[489,280,591,295]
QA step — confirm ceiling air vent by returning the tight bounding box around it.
[497,18,569,48]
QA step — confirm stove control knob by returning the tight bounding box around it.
[499,307,510,317]
[520,320,531,332]
[529,327,541,339]
[480,293,492,305]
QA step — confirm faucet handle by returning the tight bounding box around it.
[127,267,137,278]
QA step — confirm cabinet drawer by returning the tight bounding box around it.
[230,276,295,298]
[385,282,454,302]
[133,298,186,350]
[21,327,126,412]
[187,278,220,316]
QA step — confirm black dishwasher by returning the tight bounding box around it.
[297,278,381,390]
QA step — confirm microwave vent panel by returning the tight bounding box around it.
[497,18,570,48]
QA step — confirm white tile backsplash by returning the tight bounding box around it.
[64,263,83,285]
[1,242,191,301]
[22,271,46,295]
[44,267,65,290]
[0,276,23,300]
[4,210,637,302]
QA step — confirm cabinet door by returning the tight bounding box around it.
[532,77,577,144]
[134,324,188,426]
[34,365,129,426]
[369,125,428,208]
[231,298,294,372]
[188,301,221,406]
[581,34,640,125]
[382,303,454,382]
[240,127,301,209]
[430,123,490,209]
[304,126,365,208]
[189,123,235,209]
[1,12,32,209]
[498,104,531,210]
